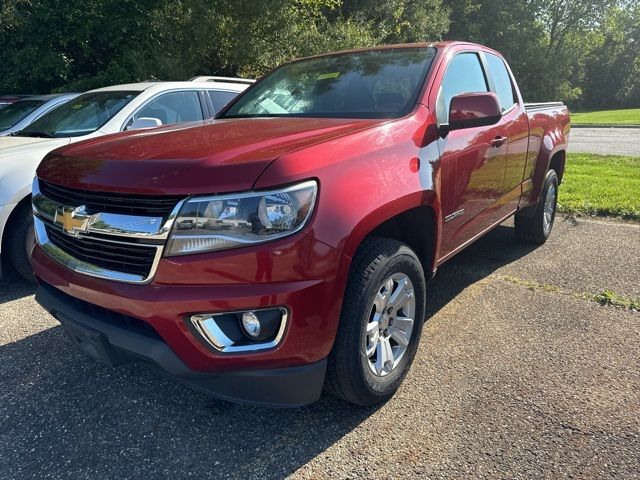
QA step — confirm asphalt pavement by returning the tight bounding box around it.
[569,127,640,156]
[1,216,638,479]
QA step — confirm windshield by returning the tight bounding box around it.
[0,99,46,130]
[17,91,139,138]
[222,47,436,119]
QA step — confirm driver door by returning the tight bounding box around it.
[436,52,509,259]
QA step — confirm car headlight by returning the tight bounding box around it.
[165,180,318,256]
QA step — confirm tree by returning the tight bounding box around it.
[580,3,640,108]
[442,0,628,105]
[0,0,450,93]
[1,0,634,110]
[443,0,550,101]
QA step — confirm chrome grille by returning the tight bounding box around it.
[39,179,183,217]
[45,225,157,278]
[33,178,185,284]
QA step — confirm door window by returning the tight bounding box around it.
[207,90,239,113]
[437,53,489,124]
[485,53,516,111]
[129,91,204,128]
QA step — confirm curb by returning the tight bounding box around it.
[571,124,640,129]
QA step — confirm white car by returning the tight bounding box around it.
[0,93,81,136]
[0,80,248,279]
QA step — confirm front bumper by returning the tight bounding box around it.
[36,281,327,407]
[31,230,351,406]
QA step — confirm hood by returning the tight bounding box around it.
[0,135,70,155]
[36,117,385,195]
[0,136,72,205]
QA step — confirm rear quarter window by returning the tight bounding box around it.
[208,90,239,113]
[485,53,516,111]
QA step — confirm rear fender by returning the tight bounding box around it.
[520,124,568,211]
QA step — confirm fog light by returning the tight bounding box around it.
[189,307,287,353]
[241,311,261,338]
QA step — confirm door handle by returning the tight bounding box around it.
[491,136,507,148]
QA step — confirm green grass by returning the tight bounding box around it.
[501,276,640,311]
[571,108,640,125]
[590,290,640,311]
[558,153,640,221]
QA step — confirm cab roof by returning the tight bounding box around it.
[292,41,493,62]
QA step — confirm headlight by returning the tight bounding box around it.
[165,180,318,256]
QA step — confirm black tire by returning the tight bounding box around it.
[515,170,559,244]
[325,237,426,406]
[6,202,35,282]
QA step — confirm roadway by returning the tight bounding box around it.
[569,127,640,156]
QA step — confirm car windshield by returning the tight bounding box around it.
[17,91,139,138]
[0,99,46,130]
[222,47,436,119]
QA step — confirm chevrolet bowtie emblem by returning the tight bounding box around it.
[54,205,94,237]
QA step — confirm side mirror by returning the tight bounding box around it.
[126,117,162,131]
[442,92,501,133]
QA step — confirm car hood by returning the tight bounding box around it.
[0,136,72,205]
[37,117,386,195]
[0,135,70,155]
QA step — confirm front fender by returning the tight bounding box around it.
[339,191,437,260]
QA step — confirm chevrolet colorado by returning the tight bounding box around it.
[32,41,569,407]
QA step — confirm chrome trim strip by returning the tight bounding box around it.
[190,307,288,354]
[34,216,163,284]
[32,178,187,241]
[444,208,465,223]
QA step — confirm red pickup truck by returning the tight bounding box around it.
[32,41,569,407]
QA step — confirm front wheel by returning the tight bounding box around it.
[515,170,559,244]
[6,203,36,281]
[325,237,426,406]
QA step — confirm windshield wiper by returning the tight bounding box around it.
[13,131,56,138]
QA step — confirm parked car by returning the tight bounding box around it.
[0,94,32,109]
[0,80,248,279]
[0,93,80,136]
[31,42,569,407]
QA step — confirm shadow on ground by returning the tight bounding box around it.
[0,266,36,304]
[0,224,538,479]
[426,224,537,318]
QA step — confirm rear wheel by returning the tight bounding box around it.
[325,237,426,406]
[515,170,558,244]
[6,202,35,281]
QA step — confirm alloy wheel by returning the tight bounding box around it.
[364,273,416,377]
[543,183,556,235]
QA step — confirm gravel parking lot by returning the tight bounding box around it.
[1,216,638,479]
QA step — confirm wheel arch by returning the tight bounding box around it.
[548,149,566,184]
[1,195,31,254]
[343,202,438,280]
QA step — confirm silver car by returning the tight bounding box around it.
[0,93,80,136]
